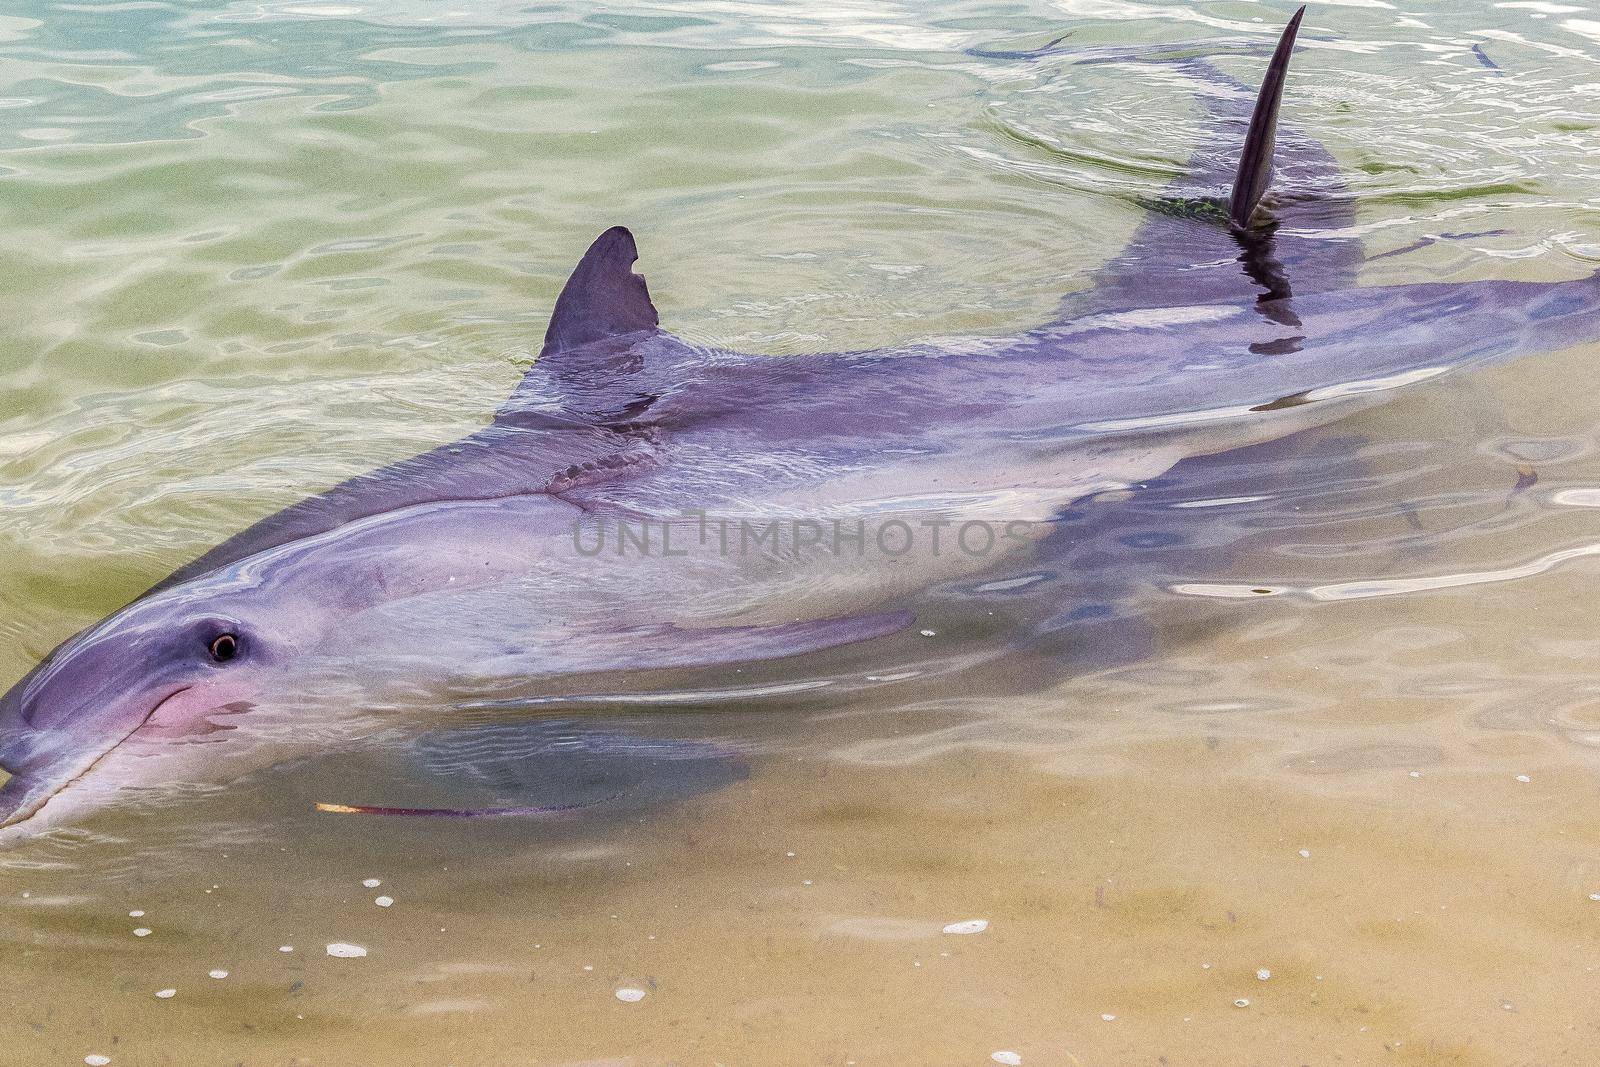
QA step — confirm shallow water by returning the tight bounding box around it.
[6,0,1600,1063]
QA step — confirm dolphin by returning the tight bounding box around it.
[1,8,1593,836]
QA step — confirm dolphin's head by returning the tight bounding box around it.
[0,582,289,832]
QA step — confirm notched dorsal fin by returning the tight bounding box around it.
[542,225,660,357]
[1228,6,1305,229]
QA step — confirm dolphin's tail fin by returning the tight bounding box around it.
[1228,5,1305,228]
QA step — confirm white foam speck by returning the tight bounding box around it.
[374,896,394,908]
[1298,849,1311,858]
[278,945,293,953]
[85,1057,111,1066]
[1101,1013,1116,1021]
[1234,998,1251,1008]
[1516,774,1531,783]
[942,919,988,935]
[128,910,144,918]
[209,970,228,980]
[1409,771,1422,778]
[132,928,151,938]
[154,989,176,999]
[615,987,647,1002]
[1257,968,1271,981]
[326,943,367,958]
[919,629,937,637]
[362,878,382,888]
[991,1052,1022,1066]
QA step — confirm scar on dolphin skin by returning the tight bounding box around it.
[8,7,1600,835]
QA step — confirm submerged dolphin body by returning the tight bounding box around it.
[1,10,1594,835]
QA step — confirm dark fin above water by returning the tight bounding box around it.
[1228,6,1305,229]
[541,226,660,357]
[151,230,671,597]
[507,225,679,423]
[1059,6,1353,317]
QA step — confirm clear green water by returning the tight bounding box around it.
[7,1,1600,1063]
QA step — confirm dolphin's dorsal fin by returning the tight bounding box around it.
[513,225,672,423]
[1227,5,1304,228]
[541,225,659,357]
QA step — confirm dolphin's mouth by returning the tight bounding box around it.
[0,686,192,832]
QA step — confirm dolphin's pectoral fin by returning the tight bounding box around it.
[1227,6,1304,229]
[508,225,681,423]
[1225,11,1308,330]
[1133,3,1302,308]
[316,719,747,819]
[1061,6,1353,317]
[1137,9,1303,313]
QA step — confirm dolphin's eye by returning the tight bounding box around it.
[209,633,239,663]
